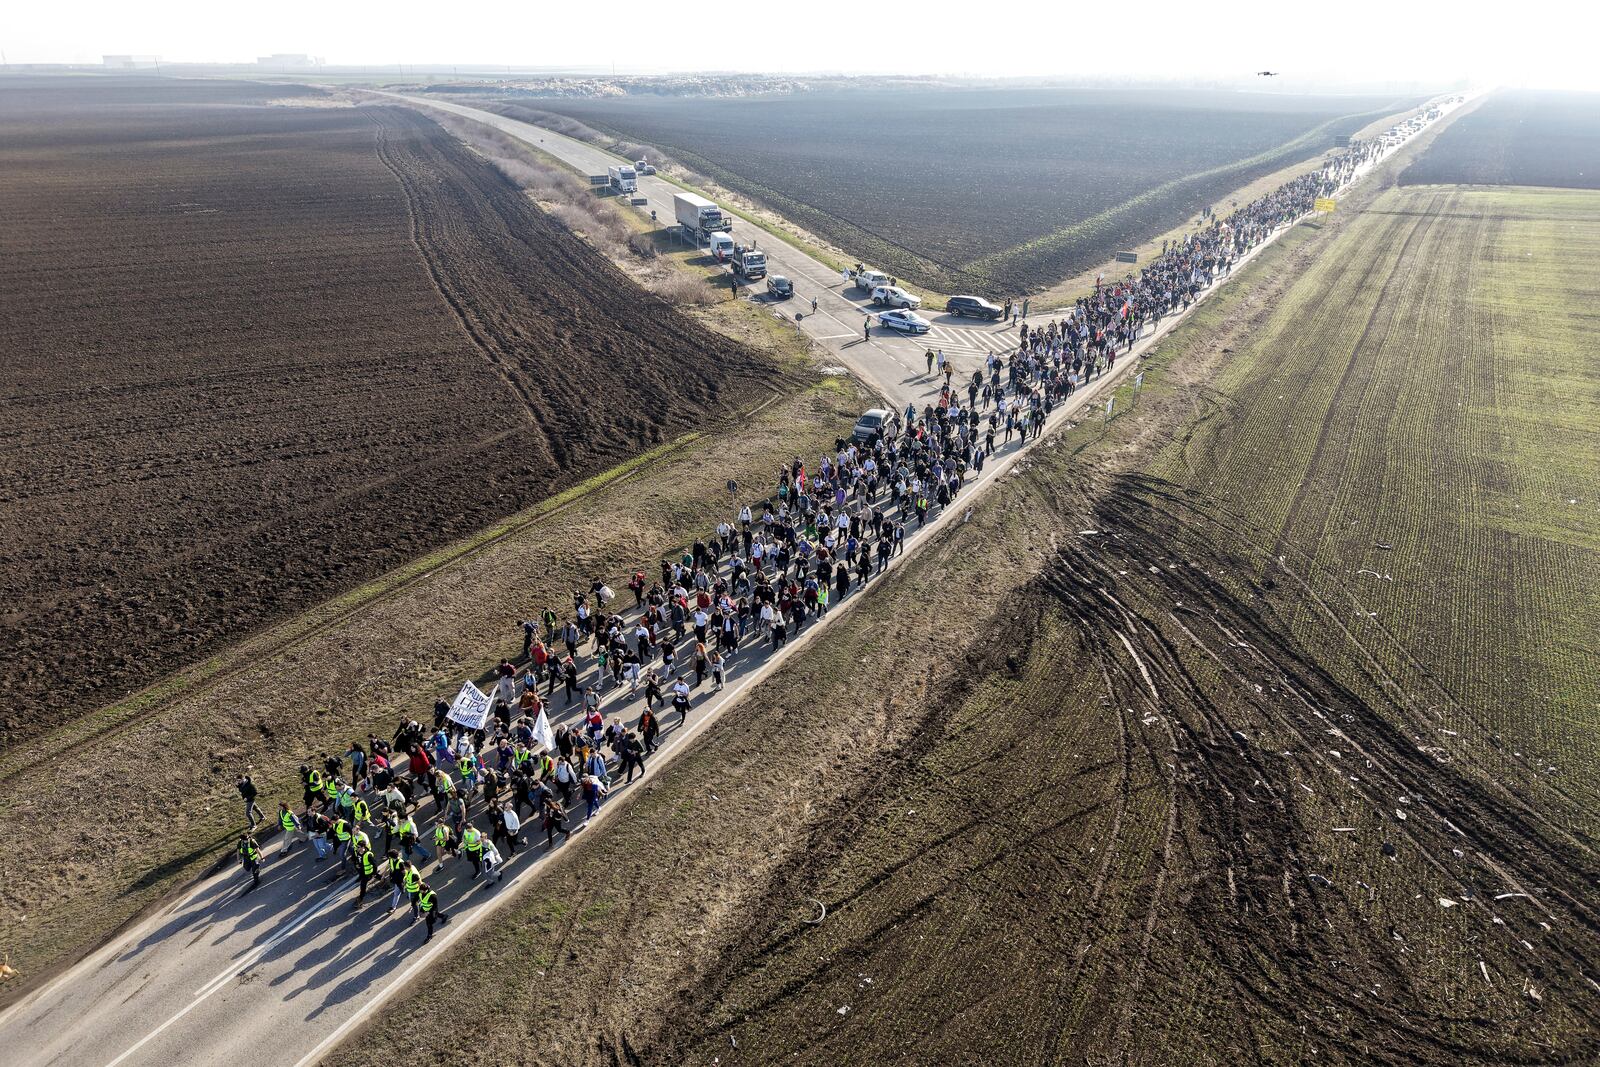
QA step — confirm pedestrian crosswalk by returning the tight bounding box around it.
[924,323,1010,359]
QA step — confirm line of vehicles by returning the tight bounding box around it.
[665,190,1006,327]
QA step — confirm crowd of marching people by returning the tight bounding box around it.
[230,123,1417,937]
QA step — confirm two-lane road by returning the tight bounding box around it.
[384,92,1017,410]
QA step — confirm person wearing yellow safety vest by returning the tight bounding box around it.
[432,820,458,866]
[301,764,324,809]
[384,849,409,913]
[353,844,377,908]
[278,802,309,858]
[460,824,485,879]
[331,816,353,868]
[237,833,262,891]
[396,813,432,863]
[432,768,455,815]
[352,794,372,826]
[401,860,424,920]
[351,826,372,858]
[417,881,450,942]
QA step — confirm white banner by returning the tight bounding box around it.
[446,680,492,730]
[532,709,555,753]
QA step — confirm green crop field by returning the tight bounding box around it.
[1142,183,1600,808]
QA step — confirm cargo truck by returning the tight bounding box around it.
[673,191,732,240]
[607,164,637,195]
[732,247,767,280]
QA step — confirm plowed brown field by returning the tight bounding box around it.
[0,78,775,745]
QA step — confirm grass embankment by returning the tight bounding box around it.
[0,371,868,996]
[334,183,1600,1065]
[1029,97,1447,310]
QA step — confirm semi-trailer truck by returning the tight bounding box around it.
[673,191,731,239]
[607,164,637,194]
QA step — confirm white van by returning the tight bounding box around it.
[708,232,735,260]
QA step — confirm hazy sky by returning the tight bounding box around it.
[7,0,1599,90]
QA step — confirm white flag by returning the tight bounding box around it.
[446,680,492,730]
[1134,373,1144,390]
[532,709,555,752]
[1106,396,1115,417]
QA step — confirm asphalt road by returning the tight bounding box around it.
[383,92,1020,410]
[0,91,1470,1067]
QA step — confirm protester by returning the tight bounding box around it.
[229,128,1400,941]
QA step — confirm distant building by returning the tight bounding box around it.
[103,55,161,69]
[256,54,323,68]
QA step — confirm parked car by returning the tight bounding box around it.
[946,295,1004,320]
[871,285,921,310]
[767,275,794,298]
[852,269,891,292]
[851,408,891,443]
[877,308,931,335]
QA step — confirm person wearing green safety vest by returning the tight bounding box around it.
[351,827,372,856]
[432,821,457,865]
[354,845,377,907]
[417,881,450,942]
[237,833,262,891]
[433,768,455,812]
[402,862,423,919]
[332,817,352,867]
[384,850,408,913]
[302,765,323,808]
[397,814,432,863]
[461,825,484,879]
[278,802,309,857]
[352,796,371,825]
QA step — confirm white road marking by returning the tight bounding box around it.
[102,876,354,1067]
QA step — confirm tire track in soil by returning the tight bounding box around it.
[367,109,553,447]
[1034,483,1600,1063]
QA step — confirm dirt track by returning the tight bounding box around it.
[0,81,775,745]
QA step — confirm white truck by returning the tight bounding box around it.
[732,247,767,280]
[607,164,637,195]
[673,191,731,240]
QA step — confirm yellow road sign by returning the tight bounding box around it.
[1315,197,1337,213]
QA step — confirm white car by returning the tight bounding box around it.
[877,308,931,335]
[871,285,921,310]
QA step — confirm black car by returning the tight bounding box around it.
[946,295,1004,320]
[766,275,794,299]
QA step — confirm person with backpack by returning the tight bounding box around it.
[237,774,262,829]
[541,795,570,849]
[619,731,647,784]
[581,774,608,820]
[237,833,262,891]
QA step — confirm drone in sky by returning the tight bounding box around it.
[1256,71,1281,77]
